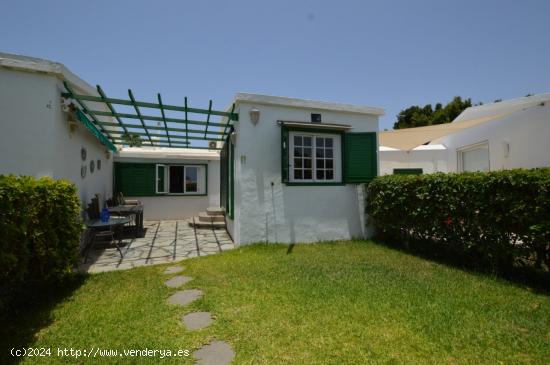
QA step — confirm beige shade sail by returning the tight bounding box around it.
[379,111,515,151]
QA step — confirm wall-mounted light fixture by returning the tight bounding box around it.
[230,132,237,144]
[249,107,260,125]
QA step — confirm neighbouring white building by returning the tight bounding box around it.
[379,93,550,174]
[0,52,115,205]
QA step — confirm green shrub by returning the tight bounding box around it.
[366,169,550,273]
[0,175,82,313]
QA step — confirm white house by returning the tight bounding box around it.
[0,52,384,246]
[0,52,115,205]
[379,93,550,174]
[220,94,383,245]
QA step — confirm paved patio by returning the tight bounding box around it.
[80,219,235,273]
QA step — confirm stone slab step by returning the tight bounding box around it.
[198,213,225,223]
[206,207,225,216]
[190,217,226,229]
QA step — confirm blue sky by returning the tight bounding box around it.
[2,0,549,130]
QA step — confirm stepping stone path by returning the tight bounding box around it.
[163,265,235,363]
[164,266,184,274]
[194,341,235,365]
[164,275,192,288]
[182,312,213,330]
[166,289,203,306]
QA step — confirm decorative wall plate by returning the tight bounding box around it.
[81,164,87,178]
[97,159,101,170]
[81,147,87,161]
[90,160,95,173]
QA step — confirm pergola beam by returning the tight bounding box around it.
[184,97,189,146]
[110,138,220,150]
[223,103,236,140]
[60,92,239,120]
[157,93,171,147]
[204,100,213,139]
[61,84,238,150]
[110,132,224,142]
[128,89,154,146]
[95,121,225,135]
[87,110,229,128]
[62,81,115,143]
[96,85,128,135]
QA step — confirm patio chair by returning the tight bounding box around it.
[116,192,141,206]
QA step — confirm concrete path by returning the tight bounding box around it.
[81,219,234,273]
[182,312,213,330]
[164,266,184,274]
[194,341,235,365]
[167,289,203,306]
[162,265,235,364]
[164,275,192,288]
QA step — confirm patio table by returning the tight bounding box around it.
[84,216,131,262]
[108,204,144,236]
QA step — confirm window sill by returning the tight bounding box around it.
[284,182,346,186]
[157,193,208,196]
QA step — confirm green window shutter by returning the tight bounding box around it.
[281,126,289,182]
[393,168,423,175]
[344,132,377,183]
[229,142,235,219]
[114,163,156,196]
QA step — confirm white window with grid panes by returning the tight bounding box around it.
[289,132,342,183]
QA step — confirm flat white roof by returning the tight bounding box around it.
[116,147,220,160]
[454,92,550,123]
[380,144,447,152]
[233,92,385,116]
[0,52,99,96]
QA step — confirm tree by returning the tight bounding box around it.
[121,132,142,147]
[393,96,473,129]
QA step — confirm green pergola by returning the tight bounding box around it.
[61,82,238,151]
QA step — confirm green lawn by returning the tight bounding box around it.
[2,241,549,364]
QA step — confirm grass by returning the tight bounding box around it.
[2,241,549,364]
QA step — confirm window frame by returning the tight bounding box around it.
[288,131,343,185]
[457,140,490,172]
[155,163,208,196]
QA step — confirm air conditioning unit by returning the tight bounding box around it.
[208,141,217,149]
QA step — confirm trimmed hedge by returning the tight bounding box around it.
[0,175,82,312]
[366,169,550,273]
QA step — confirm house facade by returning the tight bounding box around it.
[220,94,383,245]
[1,52,384,246]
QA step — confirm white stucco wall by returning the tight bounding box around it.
[379,146,448,175]
[0,68,113,207]
[435,103,550,171]
[113,155,220,220]
[228,101,379,245]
